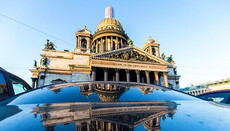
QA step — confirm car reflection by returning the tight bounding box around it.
[33,83,176,131]
[47,82,168,101]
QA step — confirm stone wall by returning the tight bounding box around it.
[48,58,72,70]
[72,72,90,82]
[38,73,72,87]
[73,55,90,65]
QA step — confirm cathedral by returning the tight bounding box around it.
[30,6,180,89]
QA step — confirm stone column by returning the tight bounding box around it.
[106,37,108,51]
[115,69,119,81]
[163,72,169,87]
[155,117,160,127]
[91,68,96,81]
[86,38,90,48]
[75,122,82,131]
[104,68,108,81]
[108,122,112,131]
[121,38,124,47]
[156,48,160,57]
[100,38,104,52]
[76,36,78,48]
[116,37,118,49]
[136,70,140,83]
[102,121,105,130]
[87,121,91,131]
[149,46,152,54]
[154,71,159,85]
[111,36,114,50]
[31,78,37,89]
[145,71,150,84]
[77,37,80,48]
[126,70,130,82]
[96,40,98,53]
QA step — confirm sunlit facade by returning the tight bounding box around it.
[30,6,180,89]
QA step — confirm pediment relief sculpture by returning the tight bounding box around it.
[106,51,159,63]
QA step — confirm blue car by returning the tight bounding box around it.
[0,81,230,130]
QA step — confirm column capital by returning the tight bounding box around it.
[115,68,120,72]
[145,71,150,76]
[115,68,119,81]
[135,70,141,73]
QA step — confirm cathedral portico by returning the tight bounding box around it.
[90,66,169,87]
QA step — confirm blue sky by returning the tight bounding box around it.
[1,0,230,88]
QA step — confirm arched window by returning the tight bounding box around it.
[81,39,87,48]
[104,43,106,51]
[112,41,115,50]
[98,44,101,53]
[152,47,156,55]
[118,43,121,49]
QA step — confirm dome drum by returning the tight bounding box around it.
[91,35,128,53]
[91,15,129,53]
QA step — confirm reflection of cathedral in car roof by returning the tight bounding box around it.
[30,6,180,89]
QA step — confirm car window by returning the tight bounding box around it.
[200,92,230,104]
[0,72,8,99]
[9,75,30,95]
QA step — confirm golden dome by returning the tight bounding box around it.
[96,18,124,32]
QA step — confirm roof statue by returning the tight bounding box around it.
[166,55,174,63]
[127,39,133,45]
[34,60,37,68]
[77,25,91,33]
[161,53,166,60]
[105,6,114,18]
[40,56,47,67]
[44,39,56,50]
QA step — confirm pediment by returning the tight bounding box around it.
[92,46,169,65]
[96,112,157,126]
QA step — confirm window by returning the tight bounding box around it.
[0,72,8,99]
[152,48,156,55]
[9,75,30,95]
[200,92,230,104]
[81,39,87,48]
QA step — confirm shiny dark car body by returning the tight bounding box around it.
[0,81,230,131]
[0,67,32,100]
[198,89,230,104]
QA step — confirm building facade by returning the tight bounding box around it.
[180,85,208,96]
[181,78,230,96]
[30,6,180,89]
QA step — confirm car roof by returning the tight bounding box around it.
[1,81,230,130]
[1,81,201,105]
[0,67,6,72]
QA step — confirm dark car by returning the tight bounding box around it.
[0,67,32,100]
[197,89,230,104]
[0,81,230,130]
